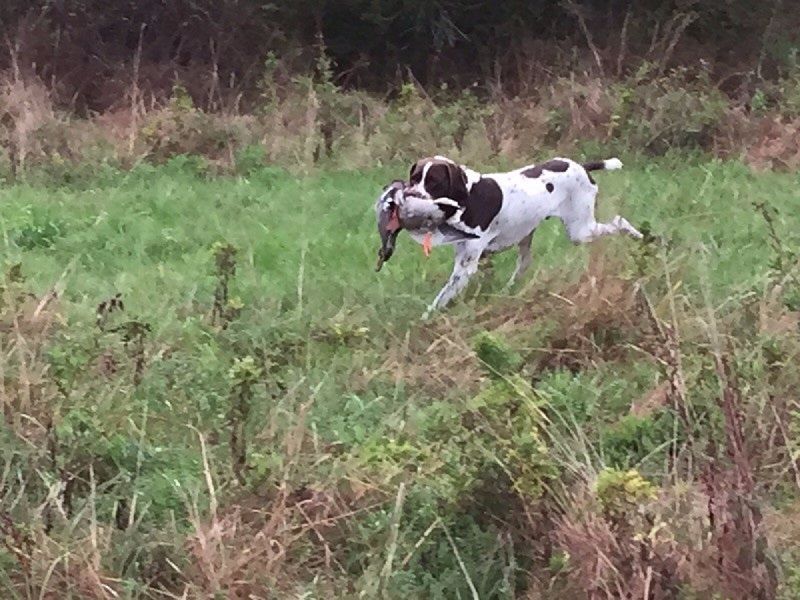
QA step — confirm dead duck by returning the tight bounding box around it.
[375,180,479,271]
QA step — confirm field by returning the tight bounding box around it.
[1,156,799,598]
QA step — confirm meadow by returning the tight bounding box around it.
[1,154,799,598]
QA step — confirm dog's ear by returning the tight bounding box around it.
[409,160,424,183]
[444,162,469,204]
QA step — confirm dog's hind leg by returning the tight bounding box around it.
[506,231,534,288]
[561,187,643,244]
[566,215,643,243]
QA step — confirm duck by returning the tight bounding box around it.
[375,180,479,271]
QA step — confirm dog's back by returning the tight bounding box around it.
[480,157,619,252]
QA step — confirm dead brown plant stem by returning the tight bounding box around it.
[657,12,698,76]
[617,4,632,78]
[207,39,219,112]
[128,23,146,155]
[379,482,406,597]
[564,1,605,77]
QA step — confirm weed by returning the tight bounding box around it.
[211,241,240,328]
[474,331,523,378]
[109,319,151,385]
[227,355,262,485]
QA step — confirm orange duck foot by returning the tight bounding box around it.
[422,232,433,257]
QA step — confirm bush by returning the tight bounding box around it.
[138,85,257,167]
[610,65,729,154]
[600,412,675,468]
[474,331,523,378]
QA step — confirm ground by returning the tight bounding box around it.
[0,156,798,598]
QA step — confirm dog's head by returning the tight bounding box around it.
[407,156,469,204]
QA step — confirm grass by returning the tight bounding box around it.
[0,155,799,598]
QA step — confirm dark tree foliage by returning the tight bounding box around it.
[0,0,796,111]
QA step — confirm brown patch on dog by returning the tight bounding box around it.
[407,157,500,229]
[408,159,425,183]
[427,163,469,203]
[581,161,605,171]
[461,177,503,230]
[546,182,554,193]
[521,159,570,178]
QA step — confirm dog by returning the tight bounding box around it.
[378,155,643,317]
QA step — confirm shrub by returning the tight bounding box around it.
[610,64,729,154]
[473,331,523,378]
[594,467,658,520]
[600,412,675,468]
[138,88,257,168]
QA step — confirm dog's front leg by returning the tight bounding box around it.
[423,244,483,318]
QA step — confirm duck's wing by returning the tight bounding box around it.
[432,197,483,240]
[437,222,480,242]
[432,197,461,210]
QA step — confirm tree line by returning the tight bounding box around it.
[0,0,795,113]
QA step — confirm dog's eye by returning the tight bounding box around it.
[410,170,422,184]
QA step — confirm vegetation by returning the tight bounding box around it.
[0,1,798,598]
[0,157,798,598]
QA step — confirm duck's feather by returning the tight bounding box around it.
[437,222,480,242]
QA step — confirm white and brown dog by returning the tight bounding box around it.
[376,155,643,317]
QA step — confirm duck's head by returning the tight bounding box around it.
[375,180,406,271]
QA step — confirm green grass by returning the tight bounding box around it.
[4,158,794,319]
[0,156,799,598]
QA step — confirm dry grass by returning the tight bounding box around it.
[0,72,56,173]
[2,64,800,177]
[377,253,647,399]
[547,475,778,600]
[746,116,800,172]
[379,319,486,398]
[0,267,63,444]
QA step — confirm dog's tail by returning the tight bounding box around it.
[582,157,623,172]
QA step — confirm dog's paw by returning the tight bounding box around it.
[605,158,623,170]
[625,221,645,240]
[613,215,643,239]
